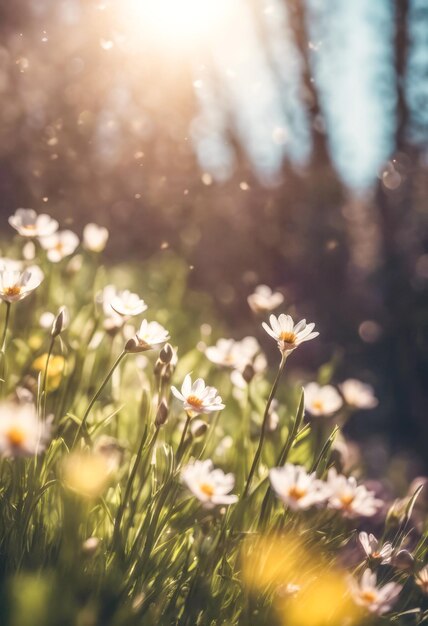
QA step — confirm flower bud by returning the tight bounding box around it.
[242,363,255,384]
[124,337,142,353]
[159,343,173,364]
[190,419,208,439]
[51,306,67,337]
[162,363,174,382]
[153,358,164,377]
[393,549,414,572]
[155,399,169,427]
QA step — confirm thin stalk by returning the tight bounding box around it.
[242,353,287,498]
[0,301,11,391]
[112,425,159,551]
[0,301,11,353]
[258,390,305,527]
[128,426,160,515]
[41,335,55,419]
[73,349,127,446]
[175,413,191,464]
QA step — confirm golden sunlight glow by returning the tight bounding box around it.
[120,0,234,49]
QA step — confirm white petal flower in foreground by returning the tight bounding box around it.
[269,463,330,511]
[83,223,109,252]
[358,532,393,564]
[304,382,343,416]
[0,402,51,456]
[135,319,170,350]
[339,379,378,409]
[9,208,58,238]
[171,374,225,417]
[40,230,79,262]
[327,468,382,518]
[181,459,238,508]
[349,569,401,615]
[262,314,319,354]
[247,285,284,313]
[111,290,147,317]
[0,266,44,303]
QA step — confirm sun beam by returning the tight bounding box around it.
[120,0,234,50]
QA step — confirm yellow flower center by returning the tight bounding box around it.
[279,331,296,345]
[7,426,26,447]
[55,242,64,253]
[371,551,381,559]
[288,485,307,500]
[4,285,21,297]
[200,483,214,497]
[24,224,37,232]
[187,395,203,409]
[312,400,324,412]
[340,493,355,508]
[360,591,377,604]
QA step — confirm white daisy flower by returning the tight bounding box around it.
[327,468,382,518]
[349,569,401,615]
[9,208,58,238]
[0,266,44,303]
[339,379,378,409]
[304,382,343,416]
[181,459,238,508]
[171,374,225,417]
[262,314,319,354]
[415,565,428,594]
[205,336,259,368]
[83,223,109,253]
[0,402,51,456]
[206,335,266,387]
[0,258,24,272]
[97,285,124,331]
[205,338,239,368]
[40,230,79,262]
[247,285,284,314]
[358,532,393,564]
[110,290,147,317]
[269,463,330,511]
[135,319,170,350]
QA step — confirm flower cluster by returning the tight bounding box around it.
[269,464,382,518]
[0,210,424,626]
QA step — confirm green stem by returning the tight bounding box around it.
[258,390,305,527]
[0,301,11,392]
[176,414,191,464]
[112,425,159,552]
[242,353,287,498]
[41,335,55,419]
[73,349,127,446]
[1,301,11,353]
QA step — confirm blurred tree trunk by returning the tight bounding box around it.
[375,0,428,461]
